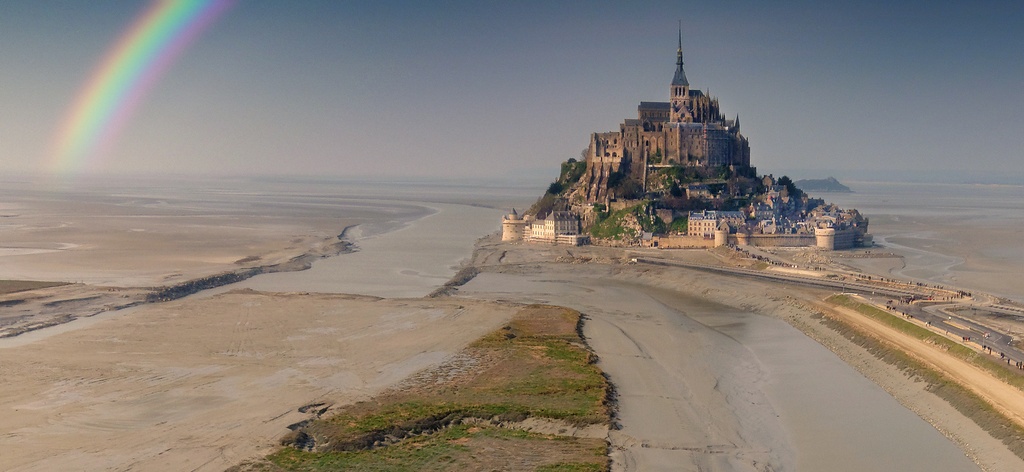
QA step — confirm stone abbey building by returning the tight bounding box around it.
[582,30,750,202]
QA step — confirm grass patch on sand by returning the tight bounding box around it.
[0,280,67,295]
[248,305,610,471]
[265,424,606,472]
[823,295,1024,459]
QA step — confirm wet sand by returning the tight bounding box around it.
[1,177,1020,471]
[826,182,1024,302]
[0,179,528,471]
[0,291,517,471]
[458,242,1006,471]
[0,180,432,287]
[233,202,505,298]
[460,262,978,468]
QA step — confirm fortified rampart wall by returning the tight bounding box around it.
[735,233,816,248]
[833,227,858,250]
[641,235,715,249]
[732,227,861,250]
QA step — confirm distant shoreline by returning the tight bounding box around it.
[0,232,355,342]
[146,237,354,303]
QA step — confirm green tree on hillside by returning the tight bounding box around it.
[776,175,804,199]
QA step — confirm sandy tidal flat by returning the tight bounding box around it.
[458,243,990,471]
[0,178,534,470]
[0,179,434,287]
[825,182,1024,302]
[235,202,506,298]
[0,290,517,471]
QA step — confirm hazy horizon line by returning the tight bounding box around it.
[2,167,1020,189]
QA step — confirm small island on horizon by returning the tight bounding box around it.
[794,176,854,193]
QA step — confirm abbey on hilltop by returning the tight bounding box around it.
[505,27,870,250]
[580,27,750,203]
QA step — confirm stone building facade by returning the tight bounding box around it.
[530,211,577,239]
[502,210,588,246]
[501,208,530,242]
[688,210,745,239]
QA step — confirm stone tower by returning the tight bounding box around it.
[815,227,836,251]
[501,208,529,242]
[714,221,729,247]
[670,24,690,123]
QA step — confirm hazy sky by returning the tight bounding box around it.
[1,1,1021,183]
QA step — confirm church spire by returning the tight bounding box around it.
[677,21,683,68]
[672,21,689,87]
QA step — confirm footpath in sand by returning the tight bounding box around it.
[0,290,517,471]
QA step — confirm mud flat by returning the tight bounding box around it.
[0,290,518,471]
[0,179,530,471]
[8,177,1018,471]
[456,241,1015,471]
[0,179,438,336]
[233,202,506,298]
[0,189,385,287]
[825,181,1024,303]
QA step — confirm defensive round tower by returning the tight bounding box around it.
[714,229,728,247]
[815,227,836,250]
[502,209,528,242]
[714,222,729,247]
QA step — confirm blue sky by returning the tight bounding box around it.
[1,1,1021,183]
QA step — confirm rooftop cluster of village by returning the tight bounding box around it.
[684,174,868,238]
[503,29,870,251]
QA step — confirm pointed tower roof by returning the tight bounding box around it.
[672,23,689,87]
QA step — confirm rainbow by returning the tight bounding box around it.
[51,0,235,174]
